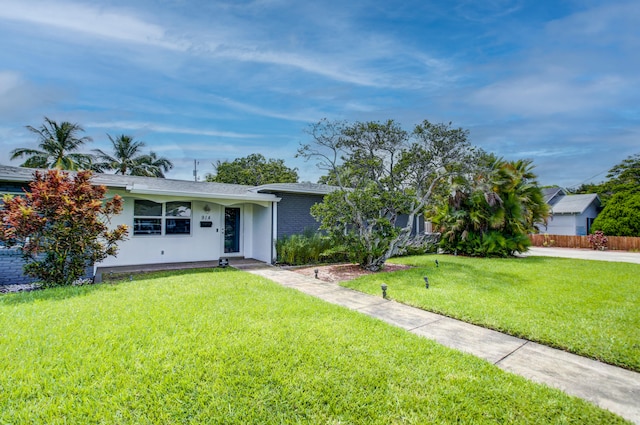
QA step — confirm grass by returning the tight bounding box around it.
[342,255,640,371]
[0,268,628,424]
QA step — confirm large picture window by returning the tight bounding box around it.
[133,200,191,236]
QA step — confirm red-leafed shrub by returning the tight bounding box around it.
[0,170,128,287]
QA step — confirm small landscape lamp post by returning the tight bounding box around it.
[314,268,319,279]
[381,283,388,299]
[423,276,429,289]
[435,259,439,267]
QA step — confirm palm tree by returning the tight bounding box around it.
[11,117,93,170]
[139,151,173,178]
[92,134,173,178]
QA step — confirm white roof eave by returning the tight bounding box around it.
[127,185,280,205]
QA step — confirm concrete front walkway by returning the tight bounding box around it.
[241,265,640,424]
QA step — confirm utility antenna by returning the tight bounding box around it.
[193,159,200,182]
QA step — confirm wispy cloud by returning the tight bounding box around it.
[0,1,187,50]
[87,121,258,139]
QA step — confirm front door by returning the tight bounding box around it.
[224,207,241,254]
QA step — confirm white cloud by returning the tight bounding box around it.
[470,73,626,116]
[0,0,186,50]
[86,121,258,139]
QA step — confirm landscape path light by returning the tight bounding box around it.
[381,283,388,299]
[424,276,429,289]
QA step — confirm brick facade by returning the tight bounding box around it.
[275,192,324,239]
[0,248,38,285]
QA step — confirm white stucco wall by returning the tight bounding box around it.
[250,203,273,263]
[97,194,274,268]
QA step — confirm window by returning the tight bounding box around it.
[133,200,191,236]
[134,200,162,235]
[165,201,191,235]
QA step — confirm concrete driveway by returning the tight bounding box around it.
[523,247,640,264]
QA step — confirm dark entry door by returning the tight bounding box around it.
[224,207,241,253]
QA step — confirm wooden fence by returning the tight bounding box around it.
[529,234,640,251]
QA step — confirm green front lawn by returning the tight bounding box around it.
[342,255,640,371]
[0,269,626,424]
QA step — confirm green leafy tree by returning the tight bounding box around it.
[591,192,640,236]
[11,117,94,170]
[205,153,298,185]
[0,170,128,287]
[435,157,549,256]
[92,134,173,177]
[299,119,477,271]
[576,153,640,236]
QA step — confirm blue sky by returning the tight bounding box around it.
[0,0,638,187]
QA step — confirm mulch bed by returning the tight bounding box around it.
[290,263,412,283]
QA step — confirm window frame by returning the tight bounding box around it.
[132,200,192,237]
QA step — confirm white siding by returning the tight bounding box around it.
[544,214,578,236]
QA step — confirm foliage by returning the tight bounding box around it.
[92,134,174,177]
[435,157,549,257]
[299,118,477,271]
[587,230,609,250]
[0,269,624,424]
[275,230,346,265]
[205,153,298,185]
[0,170,128,286]
[573,153,639,203]
[10,117,94,170]
[591,191,640,236]
[345,255,640,372]
[574,153,640,237]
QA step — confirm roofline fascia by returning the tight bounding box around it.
[127,186,280,203]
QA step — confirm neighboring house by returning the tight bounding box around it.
[539,188,601,236]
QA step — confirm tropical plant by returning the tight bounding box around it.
[0,169,128,286]
[275,230,345,265]
[92,134,173,177]
[10,117,93,170]
[436,157,549,257]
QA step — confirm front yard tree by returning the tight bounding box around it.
[298,119,477,271]
[0,170,128,287]
[587,153,640,236]
[206,153,299,185]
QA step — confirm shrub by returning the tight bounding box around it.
[0,170,128,286]
[276,231,346,265]
[587,231,608,250]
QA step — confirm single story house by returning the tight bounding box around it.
[0,165,338,284]
[0,164,428,285]
[539,188,601,236]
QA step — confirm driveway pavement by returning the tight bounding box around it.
[524,246,640,264]
[239,258,640,424]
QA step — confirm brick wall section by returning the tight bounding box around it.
[0,182,29,195]
[275,192,324,238]
[0,248,38,285]
[0,248,94,286]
